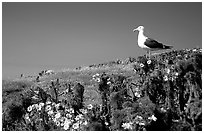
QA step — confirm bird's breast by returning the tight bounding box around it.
[137,35,149,49]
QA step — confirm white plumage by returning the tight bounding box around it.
[133,26,173,58]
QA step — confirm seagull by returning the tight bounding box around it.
[133,26,173,58]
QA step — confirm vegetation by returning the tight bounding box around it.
[2,48,202,131]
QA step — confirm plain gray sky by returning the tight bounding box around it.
[2,2,202,79]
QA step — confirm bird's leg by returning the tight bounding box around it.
[149,51,151,59]
[146,50,150,59]
[146,51,148,59]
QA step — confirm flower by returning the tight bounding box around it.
[39,102,44,107]
[95,73,100,76]
[96,78,100,82]
[164,75,168,81]
[122,122,133,130]
[61,122,64,126]
[67,108,74,114]
[134,92,141,98]
[75,114,83,121]
[161,107,167,112]
[79,109,88,114]
[45,105,52,111]
[139,122,145,126]
[136,115,143,120]
[166,68,170,74]
[72,122,79,130]
[47,110,54,115]
[175,72,179,76]
[147,60,152,64]
[46,101,52,105]
[36,104,42,111]
[25,113,30,120]
[171,65,175,70]
[107,81,111,85]
[55,121,60,126]
[148,115,157,121]
[64,122,70,130]
[105,122,109,126]
[55,103,60,109]
[87,104,93,110]
[55,112,61,119]
[66,113,72,118]
[140,63,144,68]
[83,121,88,125]
[27,105,32,112]
[152,115,157,121]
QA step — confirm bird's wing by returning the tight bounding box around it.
[144,38,165,49]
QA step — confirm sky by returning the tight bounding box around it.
[2,2,202,79]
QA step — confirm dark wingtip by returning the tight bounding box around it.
[164,45,173,49]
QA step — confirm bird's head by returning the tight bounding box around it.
[133,25,144,32]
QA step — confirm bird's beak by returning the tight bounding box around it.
[133,28,138,32]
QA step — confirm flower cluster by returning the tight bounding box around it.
[24,101,94,131]
[92,73,100,82]
[122,122,133,130]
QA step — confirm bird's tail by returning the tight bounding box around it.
[163,45,173,49]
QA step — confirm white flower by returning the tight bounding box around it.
[61,122,64,126]
[161,107,167,112]
[134,92,141,98]
[75,114,83,121]
[64,122,70,130]
[166,68,170,74]
[55,121,60,126]
[83,121,88,125]
[46,101,52,105]
[105,122,109,126]
[122,122,133,130]
[55,103,60,109]
[45,105,52,111]
[79,109,88,114]
[96,78,101,82]
[47,110,54,115]
[148,115,157,121]
[164,75,168,81]
[34,90,39,94]
[27,105,33,112]
[66,113,72,118]
[136,115,143,120]
[107,81,111,85]
[152,115,157,121]
[67,108,74,114]
[95,73,100,76]
[175,72,179,76]
[55,112,61,119]
[25,113,30,120]
[72,123,79,129]
[39,102,44,107]
[139,122,145,126]
[147,60,152,64]
[36,104,42,111]
[140,63,144,68]
[87,104,93,110]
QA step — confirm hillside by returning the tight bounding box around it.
[2,47,202,131]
